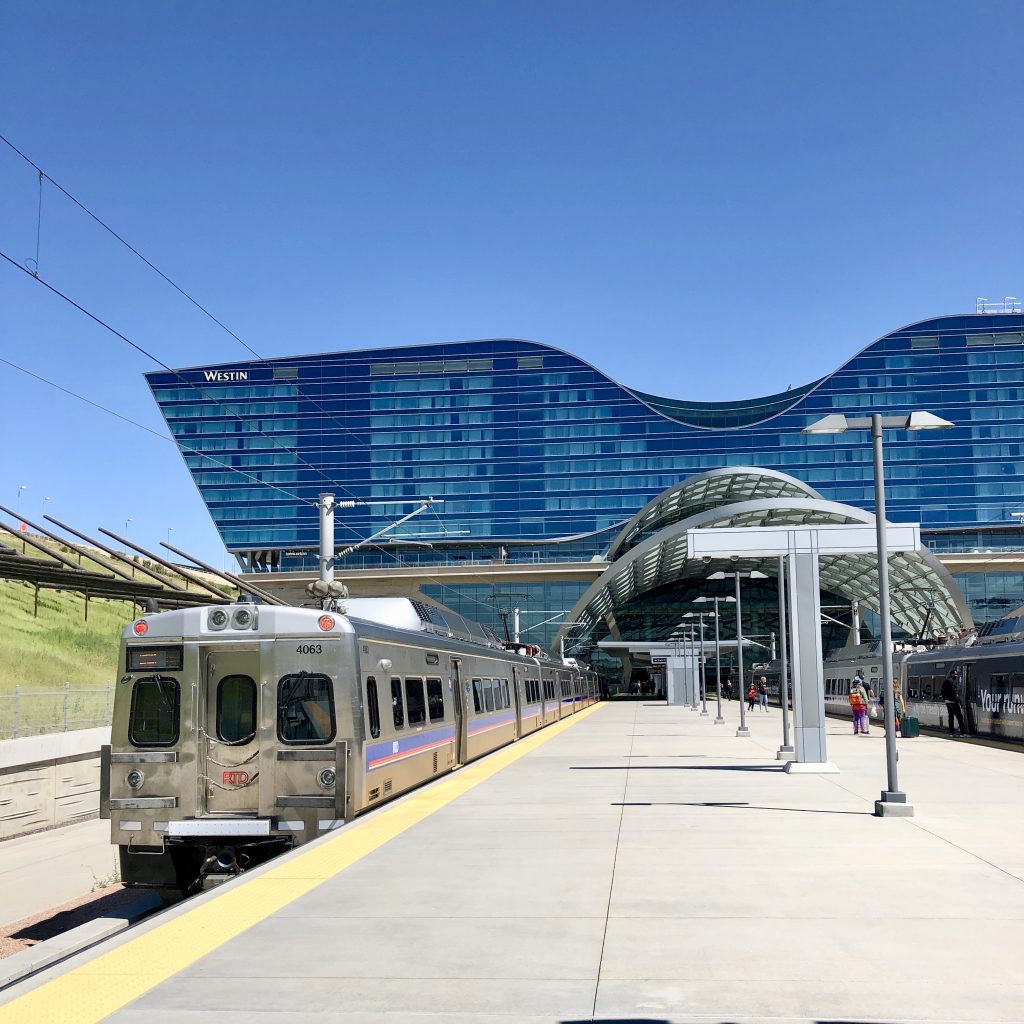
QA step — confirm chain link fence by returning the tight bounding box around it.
[0,684,114,740]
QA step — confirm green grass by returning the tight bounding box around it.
[0,579,131,737]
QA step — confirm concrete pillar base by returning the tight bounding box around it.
[783,760,839,774]
[776,745,796,761]
[736,726,750,737]
[700,710,709,717]
[874,800,914,817]
[714,717,725,724]
[874,791,914,817]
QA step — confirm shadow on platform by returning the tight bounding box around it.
[572,764,785,772]
[612,800,869,816]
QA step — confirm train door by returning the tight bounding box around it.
[201,647,261,815]
[451,657,468,764]
[511,666,522,738]
[963,662,979,735]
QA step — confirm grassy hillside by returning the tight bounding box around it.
[0,535,235,734]
[0,579,127,692]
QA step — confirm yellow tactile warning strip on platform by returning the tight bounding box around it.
[0,703,605,1024]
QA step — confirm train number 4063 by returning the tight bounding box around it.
[295,643,322,654]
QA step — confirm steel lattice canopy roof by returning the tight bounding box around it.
[607,467,820,560]
[560,468,972,654]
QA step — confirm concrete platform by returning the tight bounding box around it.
[2,700,1024,1023]
[0,818,117,927]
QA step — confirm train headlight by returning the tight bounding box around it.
[232,608,255,629]
[317,767,336,790]
[318,615,335,632]
[208,609,229,630]
[132,621,149,636]
[126,769,145,790]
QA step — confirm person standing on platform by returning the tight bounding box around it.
[893,678,906,734]
[849,675,869,734]
[757,675,769,712]
[941,670,967,737]
[746,680,757,711]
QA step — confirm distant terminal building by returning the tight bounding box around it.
[148,311,1024,658]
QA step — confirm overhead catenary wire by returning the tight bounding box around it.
[0,156,534,622]
[0,132,370,447]
[0,132,261,359]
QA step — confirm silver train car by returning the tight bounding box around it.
[101,597,597,896]
[751,642,921,725]
[901,637,1024,741]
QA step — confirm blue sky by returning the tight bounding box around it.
[1,1,1021,564]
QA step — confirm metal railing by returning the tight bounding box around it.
[0,683,114,740]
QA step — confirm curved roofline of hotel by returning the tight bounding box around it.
[149,311,1021,433]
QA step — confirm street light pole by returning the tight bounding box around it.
[777,553,795,761]
[713,605,724,722]
[804,410,953,816]
[734,572,750,737]
[683,610,715,716]
[871,413,904,815]
[698,614,709,716]
[688,626,696,708]
[695,595,734,724]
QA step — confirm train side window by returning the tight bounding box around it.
[991,674,1009,698]
[1010,673,1024,698]
[472,679,483,713]
[129,676,180,747]
[216,674,257,744]
[483,679,494,712]
[391,677,405,729]
[277,673,335,744]
[405,678,426,726]
[426,678,445,721]
[366,677,381,739]
[502,680,510,709]
[921,679,934,700]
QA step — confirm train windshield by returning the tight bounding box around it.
[277,672,336,744]
[129,676,180,746]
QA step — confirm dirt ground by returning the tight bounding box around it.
[0,883,145,959]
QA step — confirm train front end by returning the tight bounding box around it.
[102,604,360,897]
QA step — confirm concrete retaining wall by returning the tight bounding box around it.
[0,728,109,839]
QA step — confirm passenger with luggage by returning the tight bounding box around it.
[848,674,870,734]
[893,679,906,734]
[941,670,968,737]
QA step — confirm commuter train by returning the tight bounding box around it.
[101,597,597,897]
[752,625,1024,742]
[900,632,1024,742]
[749,642,915,723]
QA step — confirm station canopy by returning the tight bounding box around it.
[559,468,972,656]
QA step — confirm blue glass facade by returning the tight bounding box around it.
[148,312,1024,628]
